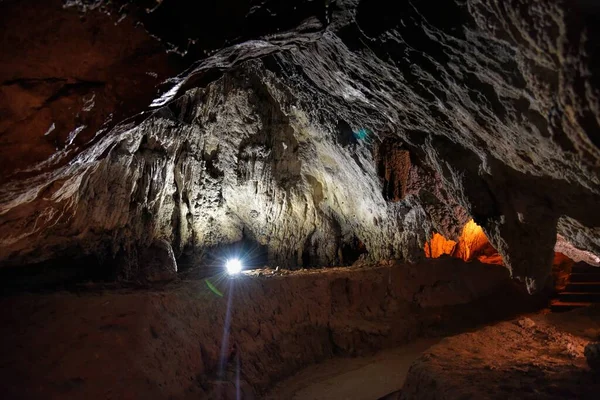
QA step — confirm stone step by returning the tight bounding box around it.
[568,273,600,282]
[565,282,600,293]
[550,300,592,312]
[559,292,600,303]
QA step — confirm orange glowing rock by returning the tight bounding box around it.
[454,219,491,261]
[424,233,457,259]
[424,220,502,264]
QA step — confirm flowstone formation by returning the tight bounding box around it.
[1,0,600,291]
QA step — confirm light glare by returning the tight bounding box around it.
[225,258,242,275]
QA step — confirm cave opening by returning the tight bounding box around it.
[179,236,269,279]
[424,219,503,265]
[339,235,368,266]
[1,1,600,399]
[422,220,595,304]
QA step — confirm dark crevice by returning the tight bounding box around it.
[375,138,412,202]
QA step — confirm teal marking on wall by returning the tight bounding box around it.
[354,128,370,140]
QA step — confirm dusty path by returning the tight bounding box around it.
[401,310,600,400]
[265,338,439,400]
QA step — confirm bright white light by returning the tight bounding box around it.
[225,258,243,275]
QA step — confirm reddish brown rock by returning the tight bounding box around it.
[401,307,600,399]
[0,0,181,183]
[0,259,544,399]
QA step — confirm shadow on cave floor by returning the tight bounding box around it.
[0,239,270,295]
[0,255,116,295]
[265,338,440,400]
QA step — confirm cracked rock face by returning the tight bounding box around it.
[1,0,600,292]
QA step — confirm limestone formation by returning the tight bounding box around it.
[1,0,600,292]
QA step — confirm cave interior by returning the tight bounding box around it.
[1,0,600,399]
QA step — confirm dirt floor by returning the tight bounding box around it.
[0,259,546,399]
[266,338,439,400]
[267,306,600,400]
[401,307,600,399]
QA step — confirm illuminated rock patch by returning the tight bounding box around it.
[424,220,502,265]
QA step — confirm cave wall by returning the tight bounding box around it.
[0,260,544,399]
[0,65,440,270]
[1,0,600,291]
[0,0,182,183]
[262,0,600,291]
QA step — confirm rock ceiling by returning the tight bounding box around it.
[1,0,600,292]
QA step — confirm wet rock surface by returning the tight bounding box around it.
[0,259,545,399]
[1,0,600,292]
